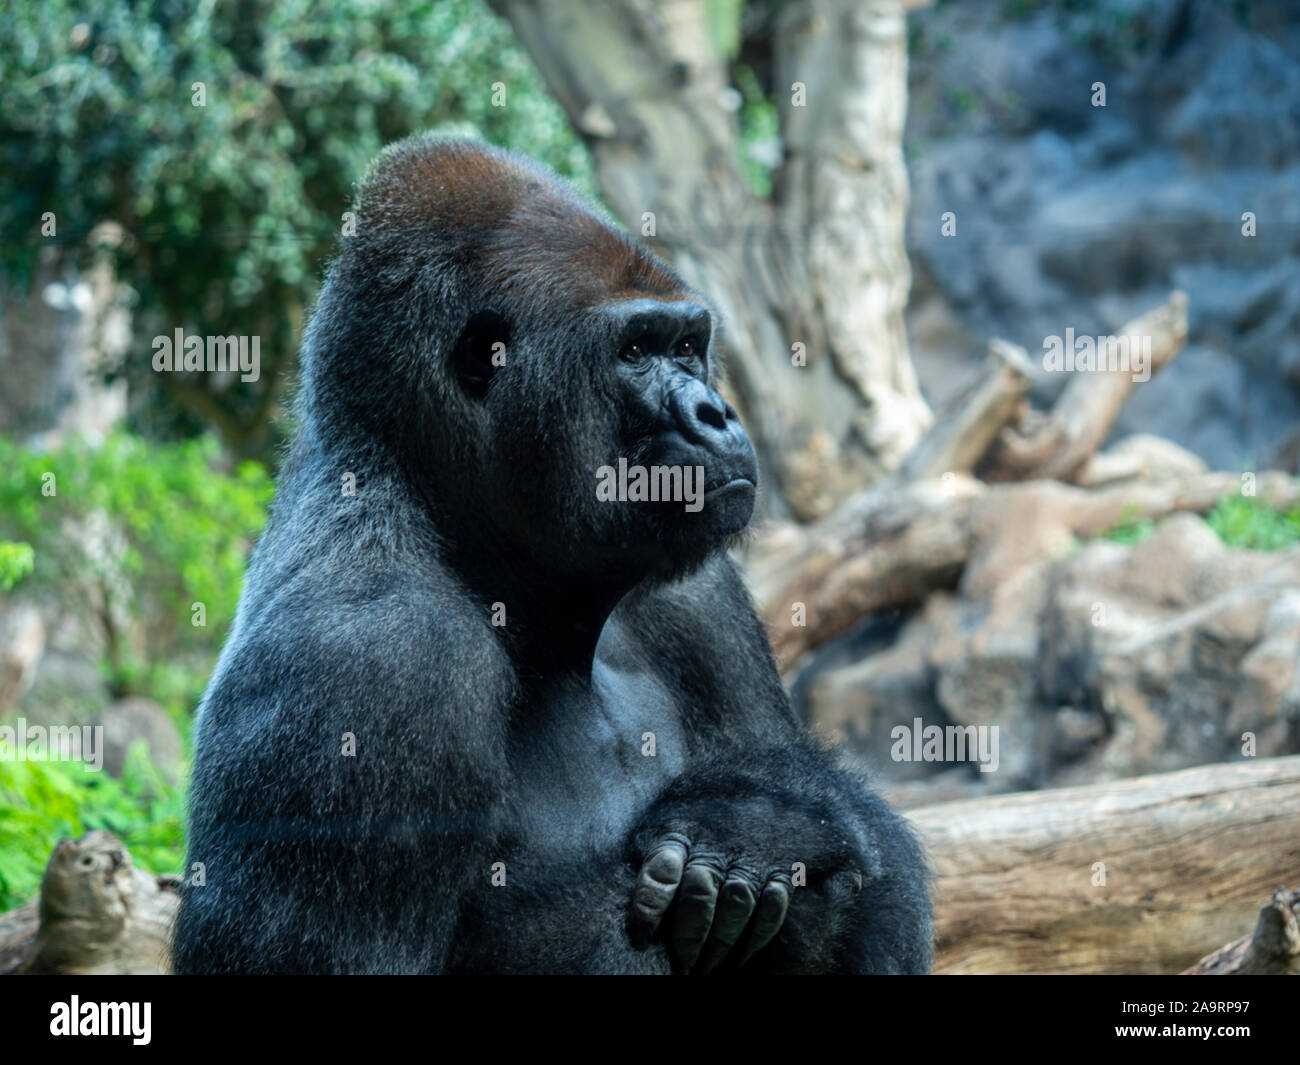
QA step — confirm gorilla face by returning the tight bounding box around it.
[454,292,759,588]
[604,297,758,541]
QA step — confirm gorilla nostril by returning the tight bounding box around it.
[696,402,727,432]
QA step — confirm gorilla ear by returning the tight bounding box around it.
[452,309,510,399]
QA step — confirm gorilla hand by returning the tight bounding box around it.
[627,790,865,974]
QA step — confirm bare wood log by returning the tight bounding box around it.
[894,339,1035,483]
[1076,434,1207,488]
[753,469,1300,667]
[1183,887,1300,975]
[752,475,985,664]
[494,0,933,519]
[0,830,179,975]
[981,291,1189,483]
[907,756,1300,974]
[1060,470,1300,538]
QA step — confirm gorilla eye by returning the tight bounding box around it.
[619,339,649,362]
[676,338,699,359]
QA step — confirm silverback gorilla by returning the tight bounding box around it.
[172,136,931,974]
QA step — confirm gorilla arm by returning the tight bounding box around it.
[620,555,933,974]
[627,741,932,974]
[174,580,515,975]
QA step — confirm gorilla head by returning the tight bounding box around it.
[302,136,756,607]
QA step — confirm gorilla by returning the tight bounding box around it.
[173,136,931,974]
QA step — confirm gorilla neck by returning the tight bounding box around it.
[491,566,628,680]
[449,542,673,682]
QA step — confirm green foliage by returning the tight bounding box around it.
[0,430,272,696]
[1101,495,1300,551]
[0,0,592,459]
[1102,506,1157,545]
[0,739,185,911]
[0,541,34,590]
[948,87,977,115]
[1205,494,1300,551]
[734,63,779,197]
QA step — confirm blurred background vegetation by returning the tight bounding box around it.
[1,0,593,457]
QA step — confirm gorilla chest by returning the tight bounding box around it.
[508,659,686,850]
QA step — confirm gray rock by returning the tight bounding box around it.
[904,0,1300,470]
[17,649,111,729]
[0,602,45,716]
[94,697,183,784]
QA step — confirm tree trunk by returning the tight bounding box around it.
[491,0,932,518]
[0,234,129,446]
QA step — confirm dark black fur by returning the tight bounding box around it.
[172,136,931,974]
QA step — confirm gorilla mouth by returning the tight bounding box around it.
[700,476,756,534]
[705,476,756,496]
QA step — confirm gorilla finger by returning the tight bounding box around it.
[733,879,791,967]
[671,860,723,973]
[693,874,758,975]
[628,835,688,943]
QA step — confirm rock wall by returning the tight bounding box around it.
[903,0,1300,469]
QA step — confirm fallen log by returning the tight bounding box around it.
[747,290,1198,669]
[980,291,1189,483]
[749,475,982,662]
[907,756,1300,974]
[893,338,1035,483]
[754,469,1300,667]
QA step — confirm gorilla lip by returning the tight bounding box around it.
[705,476,756,495]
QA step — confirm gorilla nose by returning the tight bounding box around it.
[692,395,729,435]
[670,379,732,445]
[669,380,756,478]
